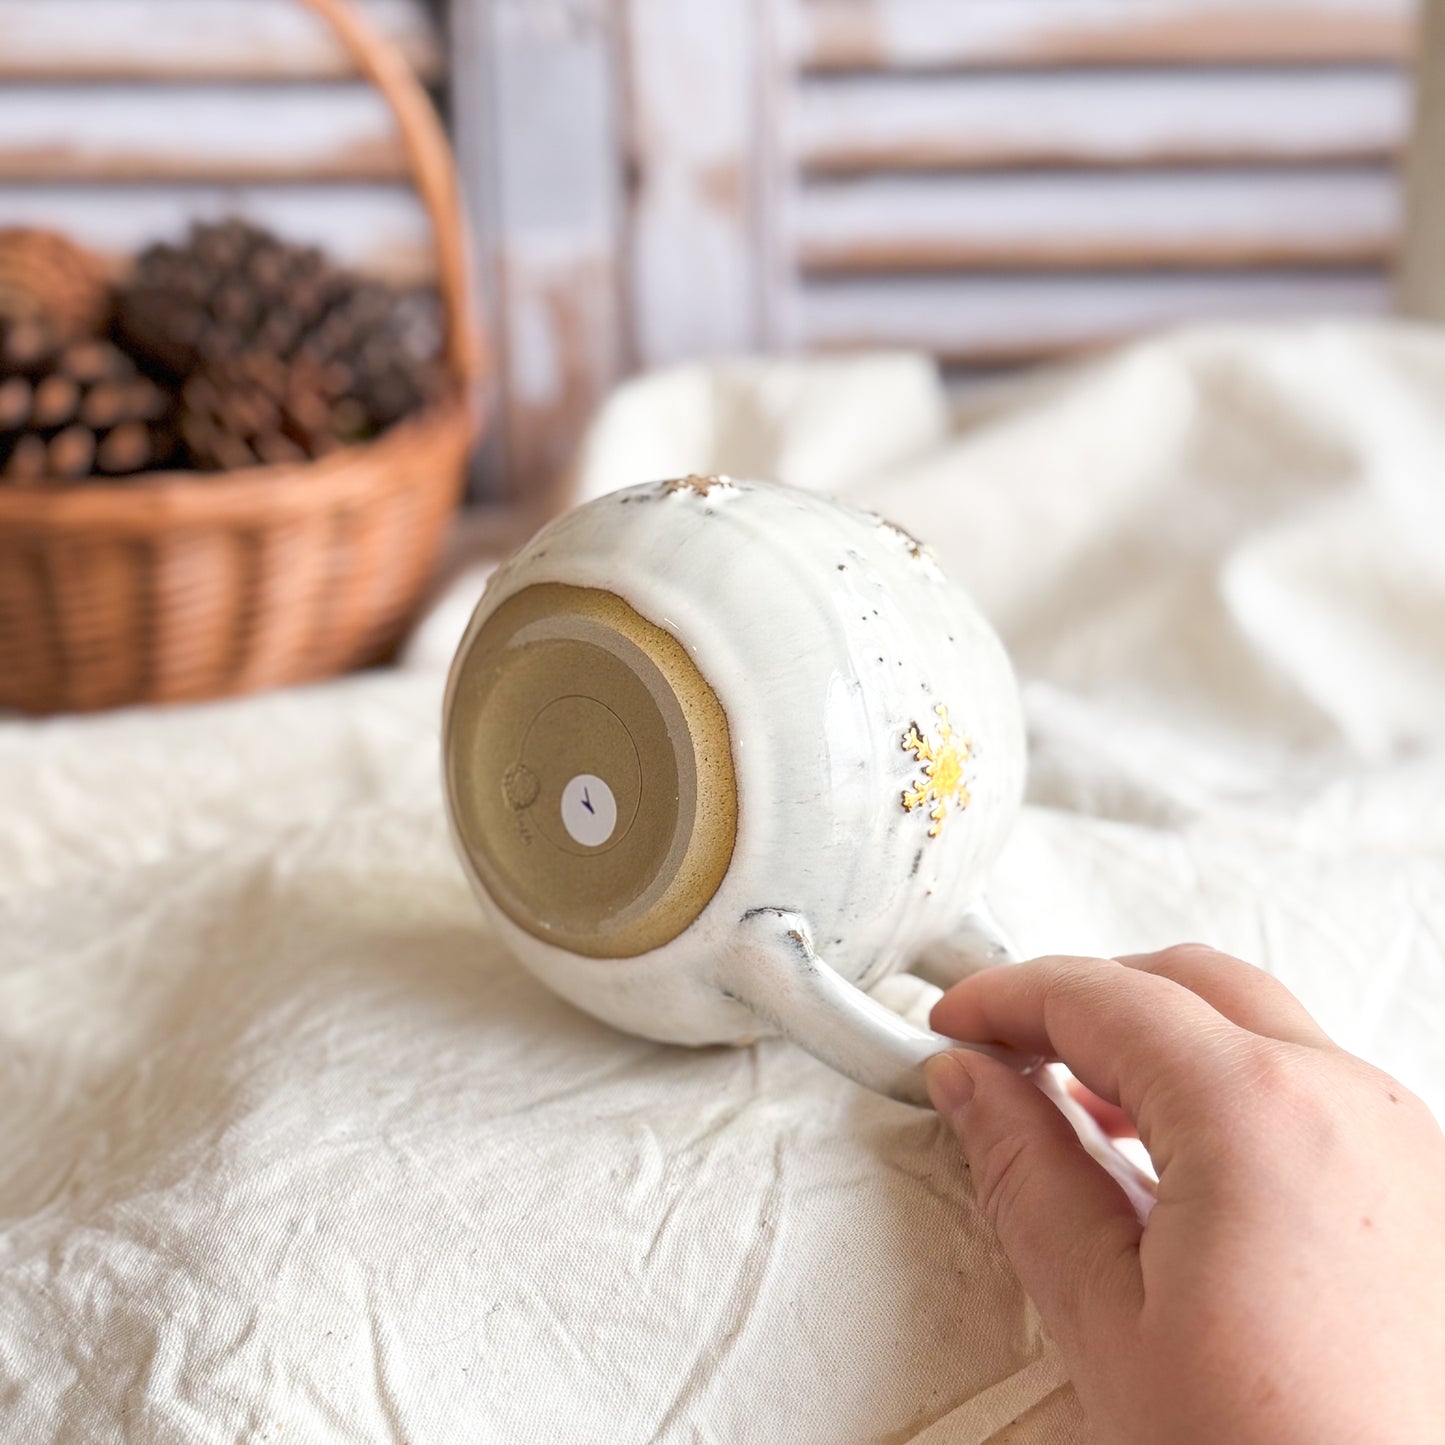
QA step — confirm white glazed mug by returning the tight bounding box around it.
[442,475,1040,1105]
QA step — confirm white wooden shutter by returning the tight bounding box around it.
[787,0,1415,385]
[0,0,444,279]
[459,0,1422,498]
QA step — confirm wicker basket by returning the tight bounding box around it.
[0,0,486,714]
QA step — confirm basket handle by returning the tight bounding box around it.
[297,0,487,403]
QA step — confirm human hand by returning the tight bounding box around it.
[925,945,1445,1445]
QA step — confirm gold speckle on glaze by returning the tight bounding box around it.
[662,473,734,497]
[874,514,932,562]
[901,703,972,838]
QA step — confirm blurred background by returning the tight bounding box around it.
[1,0,1434,498]
[2,0,1443,712]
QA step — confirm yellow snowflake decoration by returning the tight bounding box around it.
[901,703,971,838]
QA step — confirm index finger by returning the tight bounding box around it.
[929,954,1257,1166]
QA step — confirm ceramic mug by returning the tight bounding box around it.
[441,474,1045,1104]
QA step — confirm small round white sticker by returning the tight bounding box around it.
[560,774,617,848]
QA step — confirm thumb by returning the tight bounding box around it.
[926,1049,1144,1356]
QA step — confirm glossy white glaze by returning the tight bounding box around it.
[444,477,1029,1101]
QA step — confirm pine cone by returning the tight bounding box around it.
[0,318,177,484]
[116,219,446,470]
[0,229,112,343]
[298,281,446,431]
[177,352,363,471]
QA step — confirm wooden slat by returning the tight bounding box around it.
[0,86,408,184]
[800,0,1415,72]
[448,0,502,502]
[799,69,1410,174]
[800,270,1393,364]
[0,0,443,83]
[798,169,1401,273]
[458,0,628,504]
[1400,0,1445,317]
[625,0,773,365]
[0,186,435,282]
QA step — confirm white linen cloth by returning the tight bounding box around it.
[3,323,1443,1444]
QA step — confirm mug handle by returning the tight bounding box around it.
[909,898,1018,990]
[716,905,1158,1219]
[716,905,1040,1106]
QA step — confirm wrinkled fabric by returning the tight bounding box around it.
[3,323,1443,1443]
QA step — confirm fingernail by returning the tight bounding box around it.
[925,1050,977,1115]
